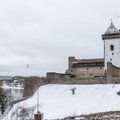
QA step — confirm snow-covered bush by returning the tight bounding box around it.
[11,106,36,120]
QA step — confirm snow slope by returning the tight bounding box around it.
[2,84,120,120]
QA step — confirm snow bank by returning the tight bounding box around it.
[2,84,120,120]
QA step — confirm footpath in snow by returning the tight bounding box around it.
[2,84,120,120]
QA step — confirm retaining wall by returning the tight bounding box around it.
[23,76,120,98]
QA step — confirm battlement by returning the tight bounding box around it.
[46,72,72,79]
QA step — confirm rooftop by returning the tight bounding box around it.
[72,58,104,67]
[104,22,119,35]
[102,22,120,40]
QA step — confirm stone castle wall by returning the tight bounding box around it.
[107,62,120,78]
[71,66,105,78]
[68,57,105,78]
[23,76,120,98]
[23,77,46,97]
[23,60,120,98]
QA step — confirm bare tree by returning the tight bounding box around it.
[11,106,36,120]
[0,88,12,114]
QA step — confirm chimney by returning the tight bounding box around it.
[34,112,43,120]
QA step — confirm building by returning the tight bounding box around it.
[24,22,120,98]
[102,22,120,69]
[47,22,120,79]
[67,57,105,78]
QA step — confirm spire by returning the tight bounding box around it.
[102,21,120,40]
[104,21,119,35]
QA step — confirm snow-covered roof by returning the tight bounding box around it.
[74,58,104,63]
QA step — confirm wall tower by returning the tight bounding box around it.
[102,22,120,69]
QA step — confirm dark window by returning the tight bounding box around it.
[87,67,89,70]
[90,73,92,76]
[110,58,112,61]
[110,45,114,51]
[112,53,114,55]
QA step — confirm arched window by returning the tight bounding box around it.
[110,45,114,51]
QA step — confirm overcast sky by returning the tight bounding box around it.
[0,0,120,76]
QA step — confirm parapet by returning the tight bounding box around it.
[46,72,73,79]
[107,62,120,78]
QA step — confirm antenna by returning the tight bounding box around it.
[110,19,113,24]
[26,64,29,69]
[37,87,40,113]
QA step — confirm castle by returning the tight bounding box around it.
[47,22,120,79]
[24,22,120,98]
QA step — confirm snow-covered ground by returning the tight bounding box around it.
[2,84,120,120]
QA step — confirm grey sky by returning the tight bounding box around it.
[0,0,120,76]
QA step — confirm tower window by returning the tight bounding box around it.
[110,58,112,61]
[110,45,114,51]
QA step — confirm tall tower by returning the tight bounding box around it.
[102,22,120,69]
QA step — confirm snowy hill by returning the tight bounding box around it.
[2,84,120,120]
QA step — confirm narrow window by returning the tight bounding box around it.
[110,45,114,51]
[110,58,112,61]
[90,73,92,76]
[112,53,114,55]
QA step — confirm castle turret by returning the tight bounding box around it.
[102,22,120,69]
[68,57,75,70]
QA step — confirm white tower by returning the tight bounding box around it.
[102,22,120,69]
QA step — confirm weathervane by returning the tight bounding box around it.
[110,19,113,23]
